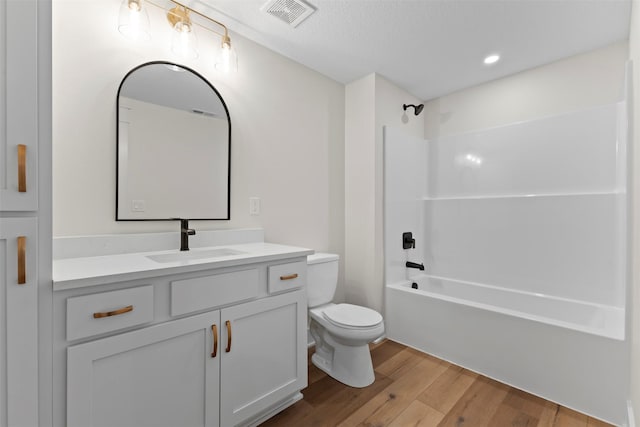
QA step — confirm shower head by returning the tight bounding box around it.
[403,103,424,116]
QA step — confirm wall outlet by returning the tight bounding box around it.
[132,200,146,212]
[249,197,260,215]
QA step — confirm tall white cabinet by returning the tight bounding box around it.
[0,0,38,210]
[0,0,50,426]
[0,218,38,426]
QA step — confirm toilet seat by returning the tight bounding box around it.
[322,303,383,329]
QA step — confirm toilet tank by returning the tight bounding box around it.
[306,253,339,308]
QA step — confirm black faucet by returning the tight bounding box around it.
[406,261,425,270]
[179,219,196,251]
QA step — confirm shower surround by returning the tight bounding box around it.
[383,101,629,425]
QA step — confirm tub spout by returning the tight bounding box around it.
[406,261,425,270]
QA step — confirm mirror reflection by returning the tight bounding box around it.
[116,61,230,220]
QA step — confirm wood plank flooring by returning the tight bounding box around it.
[261,340,612,427]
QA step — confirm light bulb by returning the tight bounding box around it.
[215,39,237,73]
[176,21,191,33]
[168,6,198,59]
[221,44,231,72]
[171,20,198,59]
[128,0,141,12]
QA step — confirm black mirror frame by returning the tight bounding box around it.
[115,61,231,221]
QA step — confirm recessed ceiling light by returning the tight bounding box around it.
[483,54,500,65]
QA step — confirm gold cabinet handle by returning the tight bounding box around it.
[211,324,218,358]
[18,144,26,192]
[17,236,26,285]
[280,273,299,281]
[225,320,232,352]
[93,305,134,319]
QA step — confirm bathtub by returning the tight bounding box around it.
[385,275,628,425]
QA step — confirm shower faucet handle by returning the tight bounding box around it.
[402,232,416,249]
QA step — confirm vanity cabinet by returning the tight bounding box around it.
[54,255,309,427]
[67,311,221,427]
[219,290,306,427]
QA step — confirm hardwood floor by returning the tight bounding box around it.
[261,340,612,427]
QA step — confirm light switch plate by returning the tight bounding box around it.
[249,197,260,215]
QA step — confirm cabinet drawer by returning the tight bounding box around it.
[67,285,154,341]
[171,268,260,316]
[268,261,306,294]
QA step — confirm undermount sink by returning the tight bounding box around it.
[147,248,245,263]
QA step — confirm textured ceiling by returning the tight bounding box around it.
[190,0,631,100]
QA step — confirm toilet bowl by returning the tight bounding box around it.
[307,254,385,388]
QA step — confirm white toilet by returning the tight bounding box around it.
[307,253,385,388]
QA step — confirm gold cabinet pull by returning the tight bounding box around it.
[211,324,218,358]
[17,236,26,285]
[93,305,134,319]
[225,320,232,352]
[18,144,26,192]
[280,273,299,281]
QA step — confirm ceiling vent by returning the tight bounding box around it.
[261,0,316,28]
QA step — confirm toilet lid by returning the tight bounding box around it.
[322,304,383,328]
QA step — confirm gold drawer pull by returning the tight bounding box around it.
[18,144,26,192]
[211,324,218,358]
[280,273,299,281]
[225,320,232,352]
[93,305,134,319]
[17,236,26,285]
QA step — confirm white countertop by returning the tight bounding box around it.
[53,242,313,291]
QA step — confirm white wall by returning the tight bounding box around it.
[344,75,376,307]
[344,74,424,311]
[52,0,345,273]
[629,1,640,424]
[383,126,427,286]
[425,42,628,138]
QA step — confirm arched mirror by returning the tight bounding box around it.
[116,61,230,220]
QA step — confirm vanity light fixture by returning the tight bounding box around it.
[167,4,199,59]
[117,0,238,72]
[216,33,238,73]
[118,0,151,40]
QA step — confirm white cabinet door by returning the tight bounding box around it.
[0,217,38,427]
[0,0,38,211]
[67,311,221,427]
[220,290,307,426]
